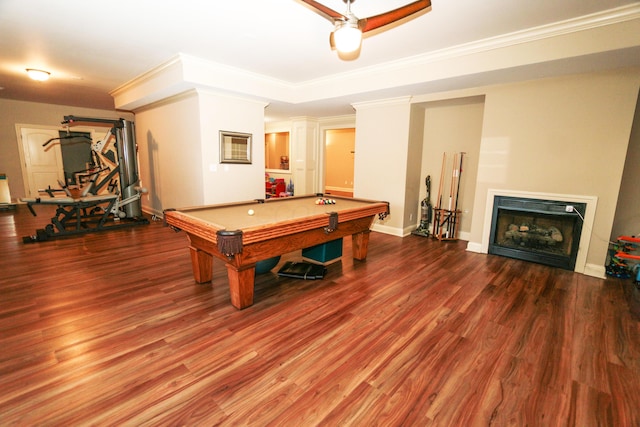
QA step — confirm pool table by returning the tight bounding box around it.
[164,194,389,309]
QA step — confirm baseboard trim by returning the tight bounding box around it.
[372,223,404,237]
[466,241,484,253]
[583,263,606,279]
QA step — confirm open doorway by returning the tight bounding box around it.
[324,128,355,197]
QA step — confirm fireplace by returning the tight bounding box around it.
[488,196,586,270]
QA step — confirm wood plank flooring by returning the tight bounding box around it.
[1,205,639,426]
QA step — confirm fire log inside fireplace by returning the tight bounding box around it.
[505,223,563,248]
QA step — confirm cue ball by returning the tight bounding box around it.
[248,209,255,216]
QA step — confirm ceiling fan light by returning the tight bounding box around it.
[333,22,362,53]
[26,68,51,81]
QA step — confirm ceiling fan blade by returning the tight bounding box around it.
[361,0,431,33]
[298,0,346,23]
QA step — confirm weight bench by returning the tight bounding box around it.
[21,193,146,243]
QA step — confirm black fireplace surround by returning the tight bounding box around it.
[488,196,586,270]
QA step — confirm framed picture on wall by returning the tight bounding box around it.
[220,131,252,164]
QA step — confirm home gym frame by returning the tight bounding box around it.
[22,115,149,243]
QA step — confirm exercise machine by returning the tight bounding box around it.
[21,116,149,243]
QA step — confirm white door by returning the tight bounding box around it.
[19,127,64,197]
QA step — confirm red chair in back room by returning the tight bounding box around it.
[274,179,286,197]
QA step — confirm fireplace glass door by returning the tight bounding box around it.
[488,196,586,270]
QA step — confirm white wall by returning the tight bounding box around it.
[404,106,425,233]
[469,71,639,271]
[198,91,267,204]
[611,91,640,239]
[353,97,412,235]
[418,97,485,240]
[135,92,203,213]
[354,70,639,273]
[134,90,267,214]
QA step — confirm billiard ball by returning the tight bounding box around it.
[248,209,255,216]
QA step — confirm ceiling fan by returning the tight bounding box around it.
[299,0,432,55]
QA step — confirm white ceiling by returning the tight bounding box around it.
[1,0,639,121]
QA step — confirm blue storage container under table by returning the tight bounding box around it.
[302,238,343,265]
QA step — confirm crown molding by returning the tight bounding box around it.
[302,4,640,87]
[112,4,640,111]
[352,96,413,110]
[110,55,183,97]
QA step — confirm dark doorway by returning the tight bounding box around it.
[59,131,92,185]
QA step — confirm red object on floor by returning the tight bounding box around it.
[275,181,286,196]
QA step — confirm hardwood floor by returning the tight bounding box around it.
[1,205,639,426]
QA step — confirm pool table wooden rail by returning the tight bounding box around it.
[164,202,388,246]
[164,196,389,309]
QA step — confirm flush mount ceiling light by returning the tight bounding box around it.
[300,0,431,56]
[26,68,51,81]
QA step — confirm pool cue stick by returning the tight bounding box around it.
[454,152,464,211]
[451,153,458,210]
[449,152,457,211]
[451,152,465,238]
[435,152,446,237]
[447,152,459,237]
[436,152,446,210]
[446,152,457,236]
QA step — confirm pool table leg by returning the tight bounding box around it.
[352,230,371,260]
[189,246,213,283]
[225,264,256,309]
